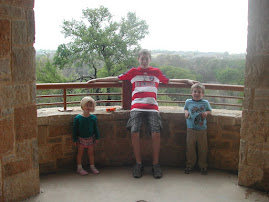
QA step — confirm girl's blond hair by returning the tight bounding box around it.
[80,96,96,112]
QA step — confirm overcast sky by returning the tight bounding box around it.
[34,0,248,53]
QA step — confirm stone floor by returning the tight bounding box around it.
[24,167,269,202]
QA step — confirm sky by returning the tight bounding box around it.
[34,0,248,53]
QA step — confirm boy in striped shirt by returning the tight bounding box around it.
[88,49,196,179]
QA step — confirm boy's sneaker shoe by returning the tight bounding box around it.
[133,163,144,178]
[184,167,192,174]
[152,164,163,179]
[77,169,88,176]
[201,168,208,175]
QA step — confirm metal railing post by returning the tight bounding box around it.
[63,88,67,111]
[58,88,73,112]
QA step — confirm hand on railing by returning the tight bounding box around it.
[87,76,120,83]
[87,79,97,83]
[188,80,199,85]
[168,78,199,85]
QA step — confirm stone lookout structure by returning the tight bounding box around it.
[0,0,269,201]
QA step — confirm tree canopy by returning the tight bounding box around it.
[53,6,149,80]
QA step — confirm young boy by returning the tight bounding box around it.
[88,49,196,179]
[184,83,212,175]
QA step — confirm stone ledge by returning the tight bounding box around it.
[37,106,242,117]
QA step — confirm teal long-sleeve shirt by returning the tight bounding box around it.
[73,114,100,142]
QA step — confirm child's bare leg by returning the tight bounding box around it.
[88,145,99,174]
[77,144,84,166]
[87,146,95,166]
[76,144,88,175]
[152,132,160,165]
[131,132,142,163]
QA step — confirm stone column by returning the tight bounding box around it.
[238,0,269,191]
[0,0,40,201]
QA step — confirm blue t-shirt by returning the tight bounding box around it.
[184,99,212,130]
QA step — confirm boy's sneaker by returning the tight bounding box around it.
[133,163,144,178]
[152,164,163,179]
[184,167,192,174]
[201,168,208,175]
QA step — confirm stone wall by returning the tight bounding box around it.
[0,0,40,201]
[37,107,241,174]
[238,0,269,192]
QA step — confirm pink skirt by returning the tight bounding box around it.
[78,137,96,148]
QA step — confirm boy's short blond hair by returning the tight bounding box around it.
[80,96,96,112]
[191,83,205,93]
[138,49,151,59]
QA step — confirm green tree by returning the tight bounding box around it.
[54,6,148,79]
[36,54,67,83]
[216,67,244,85]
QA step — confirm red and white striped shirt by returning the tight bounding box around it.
[118,66,169,112]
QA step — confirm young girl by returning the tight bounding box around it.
[73,96,100,175]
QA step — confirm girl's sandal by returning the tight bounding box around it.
[90,167,100,174]
[77,169,88,176]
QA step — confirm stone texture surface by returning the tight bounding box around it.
[0,85,14,109]
[11,0,34,8]
[12,20,27,45]
[0,160,2,201]
[0,19,10,57]
[0,117,14,155]
[0,1,39,201]
[238,0,269,192]
[3,168,39,201]
[12,46,35,83]
[14,105,37,142]
[0,58,11,82]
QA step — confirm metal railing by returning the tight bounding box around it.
[36,81,244,111]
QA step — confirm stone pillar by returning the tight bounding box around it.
[0,0,40,201]
[238,0,269,191]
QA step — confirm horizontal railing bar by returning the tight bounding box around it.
[158,100,242,107]
[37,100,122,107]
[37,94,63,98]
[37,82,244,92]
[204,95,243,99]
[158,100,185,104]
[158,93,243,99]
[37,93,121,99]
[36,82,122,90]
[159,82,244,91]
[36,102,64,106]
[67,93,122,97]
[209,103,242,107]
[203,83,244,91]
[66,100,121,104]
